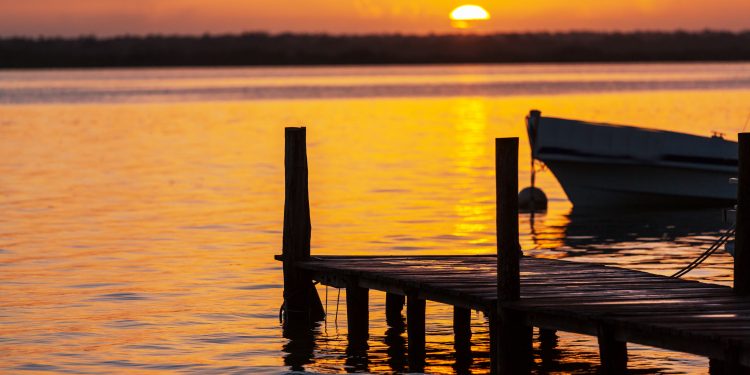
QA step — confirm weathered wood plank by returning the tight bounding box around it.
[283,254,750,367]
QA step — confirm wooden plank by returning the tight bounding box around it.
[286,254,750,368]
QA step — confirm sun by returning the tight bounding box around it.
[450,5,490,29]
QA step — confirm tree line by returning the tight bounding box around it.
[2,31,750,68]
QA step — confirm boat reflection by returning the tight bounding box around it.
[528,206,727,257]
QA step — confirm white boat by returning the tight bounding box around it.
[526,110,737,208]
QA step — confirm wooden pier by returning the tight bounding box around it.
[278,128,750,374]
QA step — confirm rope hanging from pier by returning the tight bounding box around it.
[671,226,735,278]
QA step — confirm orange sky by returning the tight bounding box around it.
[1,0,749,37]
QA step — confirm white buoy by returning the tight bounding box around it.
[518,186,547,212]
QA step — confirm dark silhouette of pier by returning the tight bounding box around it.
[278,128,750,374]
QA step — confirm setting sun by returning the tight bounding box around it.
[450,5,490,21]
[450,4,490,29]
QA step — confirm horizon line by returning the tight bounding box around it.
[3,28,750,40]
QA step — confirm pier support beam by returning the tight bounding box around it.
[709,343,748,375]
[385,293,405,327]
[736,133,750,295]
[454,307,472,353]
[539,328,559,370]
[539,328,557,348]
[407,294,426,373]
[597,324,627,374]
[454,307,472,371]
[494,137,533,374]
[345,281,369,372]
[346,283,369,343]
[281,127,325,325]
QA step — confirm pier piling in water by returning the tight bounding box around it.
[346,282,369,343]
[385,293,405,326]
[407,294,426,372]
[495,137,533,374]
[453,306,472,353]
[281,127,325,325]
[736,133,750,295]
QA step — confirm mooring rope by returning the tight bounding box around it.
[671,226,735,278]
[324,285,328,332]
[334,287,341,328]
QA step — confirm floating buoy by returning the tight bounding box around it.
[518,186,547,212]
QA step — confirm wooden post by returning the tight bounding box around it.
[494,137,532,374]
[539,328,559,370]
[709,342,745,375]
[454,307,472,353]
[282,127,325,325]
[454,307,472,372]
[496,137,521,301]
[489,312,498,373]
[736,133,750,295]
[346,283,369,343]
[407,294,426,373]
[386,293,405,327]
[539,328,557,348]
[597,324,627,374]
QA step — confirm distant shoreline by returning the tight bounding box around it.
[2,31,750,69]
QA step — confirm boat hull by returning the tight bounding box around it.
[546,159,735,208]
[527,111,738,208]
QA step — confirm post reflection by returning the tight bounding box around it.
[537,328,560,372]
[282,321,319,372]
[384,310,407,373]
[344,338,370,373]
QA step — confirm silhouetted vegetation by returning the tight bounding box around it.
[2,31,750,68]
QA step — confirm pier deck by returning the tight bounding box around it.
[294,254,750,367]
[278,128,750,373]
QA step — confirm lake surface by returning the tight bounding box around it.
[1,63,749,374]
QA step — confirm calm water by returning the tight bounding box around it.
[2,63,750,374]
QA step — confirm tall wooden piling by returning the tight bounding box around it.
[494,137,532,374]
[282,127,325,324]
[407,294,426,373]
[736,133,750,295]
[496,137,521,301]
